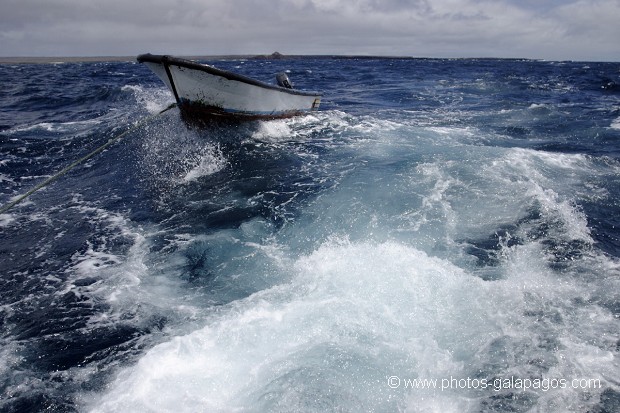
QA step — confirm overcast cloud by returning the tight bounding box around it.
[1,0,619,61]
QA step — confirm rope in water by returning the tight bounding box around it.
[0,103,177,215]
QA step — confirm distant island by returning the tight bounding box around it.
[251,51,286,59]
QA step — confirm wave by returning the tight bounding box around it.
[2,57,619,413]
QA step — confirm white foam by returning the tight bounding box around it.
[250,113,328,142]
[81,113,618,412]
[611,116,620,130]
[183,147,227,182]
[4,119,102,135]
[122,84,174,114]
[0,213,16,227]
[252,119,295,141]
[136,121,230,191]
[87,234,619,412]
[249,111,391,144]
[86,240,500,412]
[485,148,594,242]
[56,200,205,340]
[69,241,122,278]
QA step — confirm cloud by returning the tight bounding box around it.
[0,0,618,60]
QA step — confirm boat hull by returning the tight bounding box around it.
[137,54,321,120]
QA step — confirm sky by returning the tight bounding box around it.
[1,0,619,61]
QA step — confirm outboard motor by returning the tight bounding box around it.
[276,72,293,89]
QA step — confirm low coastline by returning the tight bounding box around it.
[0,56,137,64]
[0,55,295,64]
[0,54,319,64]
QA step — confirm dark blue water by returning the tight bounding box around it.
[1,57,619,413]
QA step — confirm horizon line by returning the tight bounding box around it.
[0,54,615,64]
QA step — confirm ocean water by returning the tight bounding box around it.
[0,56,619,412]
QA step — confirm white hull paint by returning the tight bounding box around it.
[137,54,321,120]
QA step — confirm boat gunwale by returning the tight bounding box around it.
[137,53,322,97]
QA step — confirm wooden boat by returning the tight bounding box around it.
[137,54,321,120]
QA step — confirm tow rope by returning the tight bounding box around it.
[0,103,177,215]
